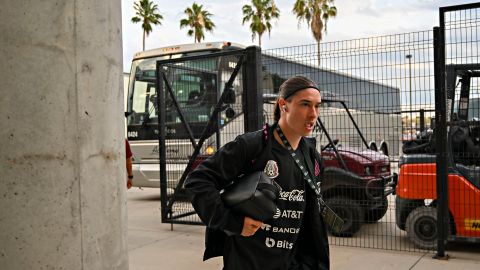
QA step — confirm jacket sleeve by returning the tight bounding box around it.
[184,136,250,235]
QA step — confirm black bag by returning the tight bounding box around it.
[220,171,280,222]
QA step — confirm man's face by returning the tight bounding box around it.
[282,88,322,137]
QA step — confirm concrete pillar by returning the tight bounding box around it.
[0,1,127,269]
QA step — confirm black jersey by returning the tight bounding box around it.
[185,124,330,270]
[223,139,307,270]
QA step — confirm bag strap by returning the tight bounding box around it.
[274,124,343,221]
[243,123,273,170]
[274,125,323,198]
[274,124,346,233]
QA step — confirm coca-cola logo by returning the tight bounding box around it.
[278,189,305,201]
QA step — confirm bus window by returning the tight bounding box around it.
[164,68,217,125]
[127,57,220,139]
[128,60,159,126]
[132,81,157,123]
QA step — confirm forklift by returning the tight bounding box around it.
[396,64,480,249]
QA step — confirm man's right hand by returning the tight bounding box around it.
[241,216,263,237]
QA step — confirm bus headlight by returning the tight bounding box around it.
[205,146,215,155]
[365,166,373,175]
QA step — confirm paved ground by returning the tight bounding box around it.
[127,188,480,270]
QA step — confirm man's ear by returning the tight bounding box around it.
[278,99,287,112]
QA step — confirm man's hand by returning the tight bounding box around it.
[241,217,263,237]
[127,179,133,189]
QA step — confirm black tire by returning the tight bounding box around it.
[405,206,449,250]
[325,196,364,237]
[365,197,388,223]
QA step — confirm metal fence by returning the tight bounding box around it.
[432,3,480,257]
[262,30,436,252]
[158,3,480,254]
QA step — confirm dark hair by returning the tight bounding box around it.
[274,76,319,122]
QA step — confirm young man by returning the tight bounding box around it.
[185,76,329,270]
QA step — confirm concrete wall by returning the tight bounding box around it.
[0,1,127,269]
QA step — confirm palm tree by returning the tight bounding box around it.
[292,0,337,65]
[180,2,216,43]
[131,0,163,51]
[242,0,280,47]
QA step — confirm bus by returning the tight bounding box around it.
[126,42,248,188]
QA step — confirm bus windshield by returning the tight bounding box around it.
[128,57,218,124]
[126,48,243,141]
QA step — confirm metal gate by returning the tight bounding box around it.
[433,2,480,257]
[156,47,262,224]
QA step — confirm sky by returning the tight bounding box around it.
[121,0,472,72]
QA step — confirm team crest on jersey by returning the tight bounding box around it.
[264,160,279,178]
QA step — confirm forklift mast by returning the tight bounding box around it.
[446,64,480,121]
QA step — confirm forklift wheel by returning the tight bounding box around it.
[405,206,449,250]
[325,196,364,237]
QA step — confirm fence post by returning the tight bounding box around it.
[433,25,449,259]
[156,63,169,223]
[243,46,263,132]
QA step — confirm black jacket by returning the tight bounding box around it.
[184,124,330,270]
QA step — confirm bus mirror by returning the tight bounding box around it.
[224,87,236,104]
[149,94,159,109]
[225,107,235,119]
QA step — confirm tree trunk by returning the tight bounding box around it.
[142,30,146,51]
[258,33,262,47]
[317,41,321,66]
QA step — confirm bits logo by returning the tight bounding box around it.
[265,238,293,249]
[265,237,275,248]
